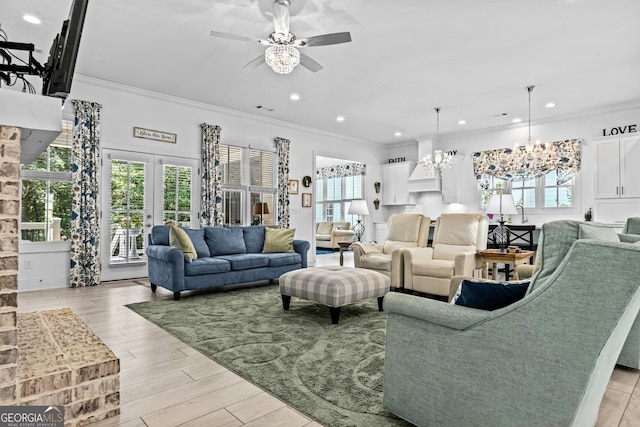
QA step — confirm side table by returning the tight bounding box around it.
[477,249,535,281]
[337,241,353,267]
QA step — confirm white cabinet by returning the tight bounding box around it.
[381,162,416,205]
[374,222,387,243]
[595,136,640,199]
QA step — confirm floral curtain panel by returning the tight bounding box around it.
[275,137,290,229]
[472,139,581,189]
[70,100,102,287]
[201,123,224,226]
[316,162,366,180]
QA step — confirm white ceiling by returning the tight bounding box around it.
[2,0,640,145]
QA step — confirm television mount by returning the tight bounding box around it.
[0,40,47,85]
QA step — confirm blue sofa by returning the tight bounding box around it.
[146,225,309,300]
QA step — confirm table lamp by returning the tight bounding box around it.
[252,202,269,225]
[486,193,518,252]
[348,200,369,242]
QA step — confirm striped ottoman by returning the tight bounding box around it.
[279,266,391,324]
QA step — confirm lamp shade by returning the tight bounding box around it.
[252,202,269,215]
[348,200,369,216]
[486,193,518,216]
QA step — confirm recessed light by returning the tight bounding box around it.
[458,120,466,125]
[512,118,522,123]
[394,131,402,137]
[545,102,556,108]
[23,15,41,24]
[336,116,345,122]
[290,93,300,101]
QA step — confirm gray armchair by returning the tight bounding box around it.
[623,217,640,234]
[383,220,640,426]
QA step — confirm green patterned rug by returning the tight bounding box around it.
[126,284,410,427]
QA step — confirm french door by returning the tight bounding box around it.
[101,150,199,281]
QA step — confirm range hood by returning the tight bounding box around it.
[0,89,62,164]
[407,139,442,193]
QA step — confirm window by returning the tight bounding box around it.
[220,144,277,226]
[162,165,192,225]
[316,173,363,226]
[480,170,578,213]
[20,120,72,242]
[543,170,573,208]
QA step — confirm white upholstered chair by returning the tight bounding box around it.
[402,213,488,298]
[351,214,431,289]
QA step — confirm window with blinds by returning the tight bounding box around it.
[315,174,364,225]
[220,144,277,226]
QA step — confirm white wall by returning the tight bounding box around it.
[386,104,640,225]
[35,75,387,283]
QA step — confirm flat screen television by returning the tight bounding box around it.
[41,0,89,99]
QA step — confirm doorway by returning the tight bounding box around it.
[101,149,199,281]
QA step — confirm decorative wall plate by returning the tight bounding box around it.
[302,175,312,187]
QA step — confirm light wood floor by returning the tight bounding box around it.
[16,251,640,426]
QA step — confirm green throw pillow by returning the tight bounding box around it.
[578,223,619,242]
[169,225,198,261]
[262,228,295,253]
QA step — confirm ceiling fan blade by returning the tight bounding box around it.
[209,30,271,45]
[299,52,323,73]
[243,54,265,69]
[294,32,352,47]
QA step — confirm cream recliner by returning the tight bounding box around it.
[351,214,430,288]
[402,213,488,297]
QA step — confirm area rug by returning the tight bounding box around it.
[126,285,410,427]
[316,249,335,255]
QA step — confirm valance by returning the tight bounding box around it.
[472,139,581,190]
[316,162,366,180]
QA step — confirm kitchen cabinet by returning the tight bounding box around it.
[374,222,387,243]
[595,136,640,199]
[381,162,416,205]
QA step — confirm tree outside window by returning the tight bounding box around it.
[21,120,72,242]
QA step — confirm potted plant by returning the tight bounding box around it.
[373,198,380,210]
[374,182,381,193]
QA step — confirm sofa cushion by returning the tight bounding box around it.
[169,226,197,261]
[454,279,529,311]
[316,222,333,235]
[205,227,247,256]
[267,252,302,267]
[263,228,295,253]
[579,222,619,241]
[217,254,270,271]
[242,226,266,253]
[316,234,331,241]
[184,257,231,276]
[150,225,170,246]
[184,228,210,258]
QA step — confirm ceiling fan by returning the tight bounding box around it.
[210,0,352,74]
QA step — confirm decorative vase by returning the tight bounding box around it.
[373,199,380,210]
[374,182,381,193]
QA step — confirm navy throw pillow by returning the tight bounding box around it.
[455,280,529,311]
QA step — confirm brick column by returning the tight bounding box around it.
[0,125,20,404]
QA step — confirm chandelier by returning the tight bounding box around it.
[511,85,556,178]
[423,107,453,176]
[265,44,300,74]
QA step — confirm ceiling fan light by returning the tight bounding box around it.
[265,44,300,74]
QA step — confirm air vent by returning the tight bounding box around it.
[254,105,275,112]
